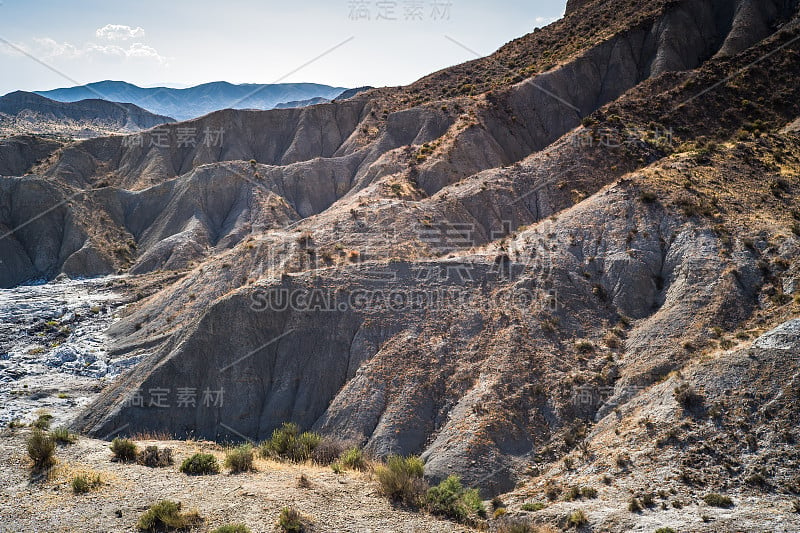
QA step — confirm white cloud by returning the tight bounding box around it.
[125,43,163,60]
[95,24,146,41]
[33,38,83,59]
[4,37,168,64]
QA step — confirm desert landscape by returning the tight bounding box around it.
[1,0,800,531]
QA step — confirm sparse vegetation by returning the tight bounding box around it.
[703,493,733,508]
[137,500,202,532]
[375,454,427,506]
[260,422,324,463]
[32,412,53,430]
[71,472,102,494]
[308,438,345,466]
[277,506,310,532]
[575,340,594,353]
[567,509,588,527]
[179,453,220,475]
[211,525,251,533]
[615,453,631,468]
[521,502,546,511]
[425,475,486,524]
[110,438,138,462]
[224,444,255,473]
[564,485,581,501]
[674,383,704,410]
[51,426,77,444]
[137,445,174,468]
[27,428,56,470]
[544,479,562,501]
[639,190,658,203]
[297,473,311,488]
[339,446,367,471]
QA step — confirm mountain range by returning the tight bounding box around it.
[35,81,351,121]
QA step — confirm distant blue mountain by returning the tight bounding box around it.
[35,81,350,121]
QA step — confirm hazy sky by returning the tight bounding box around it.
[0,0,567,95]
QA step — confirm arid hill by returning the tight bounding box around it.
[0,91,175,139]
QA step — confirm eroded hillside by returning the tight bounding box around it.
[2,0,800,530]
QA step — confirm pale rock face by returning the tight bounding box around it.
[753,319,800,351]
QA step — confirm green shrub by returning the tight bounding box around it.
[567,509,588,527]
[71,473,102,494]
[137,500,202,531]
[211,525,251,533]
[581,486,598,499]
[655,528,676,533]
[137,445,174,468]
[180,453,220,475]
[521,502,546,512]
[293,432,322,461]
[339,447,367,471]
[110,438,138,462]
[375,455,427,506]
[225,445,255,473]
[27,428,56,470]
[277,507,309,532]
[261,422,299,457]
[703,493,733,508]
[425,475,486,523]
[33,412,53,430]
[51,426,77,444]
[260,423,324,462]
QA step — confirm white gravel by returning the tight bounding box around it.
[0,276,129,427]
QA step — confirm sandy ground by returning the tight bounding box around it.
[0,427,476,532]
